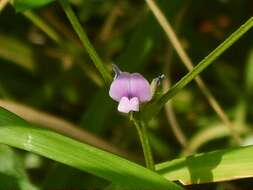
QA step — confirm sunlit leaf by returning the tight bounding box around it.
[157,145,253,185]
[0,107,181,190]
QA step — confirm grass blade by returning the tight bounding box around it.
[157,145,253,185]
[0,107,182,190]
[143,17,253,120]
[59,0,112,85]
[145,0,242,144]
[0,99,133,159]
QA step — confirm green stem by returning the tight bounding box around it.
[143,17,253,119]
[131,115,154,170]
[59,0,112,85]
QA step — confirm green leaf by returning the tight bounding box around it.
[0,107,182,190]
[13,0,55,12]
[157,145,253,185]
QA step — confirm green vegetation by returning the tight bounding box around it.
[0,0,253,189]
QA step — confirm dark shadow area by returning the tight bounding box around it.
[186,177,253,190]
[42,163,109,190]
[185,151,222,184]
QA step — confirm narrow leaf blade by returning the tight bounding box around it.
[0,108,181,190]
[157,146,253,185]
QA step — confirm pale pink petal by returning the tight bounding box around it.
[117,97,139,113]
[129,97,139,111]
[109,72,131,102]
[130,73,151,102]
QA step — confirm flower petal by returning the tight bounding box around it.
[118,97,139,113]
[109,72,131,102]
[130,73,151,102]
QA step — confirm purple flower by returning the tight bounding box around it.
[109,65,152,113]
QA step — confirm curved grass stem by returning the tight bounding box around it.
[158,16,253,113]
[143,14,253,126]
[59,0,112,85]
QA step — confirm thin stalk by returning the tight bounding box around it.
[143,16,253,122]
[0,0,9,12]
[23,11,62,44]
[131,115,154,170]
[145,0,242,144]
[59,0,112,85]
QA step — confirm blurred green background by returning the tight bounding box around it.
[0,0,253,189]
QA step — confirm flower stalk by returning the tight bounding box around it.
[131,113,155,170]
